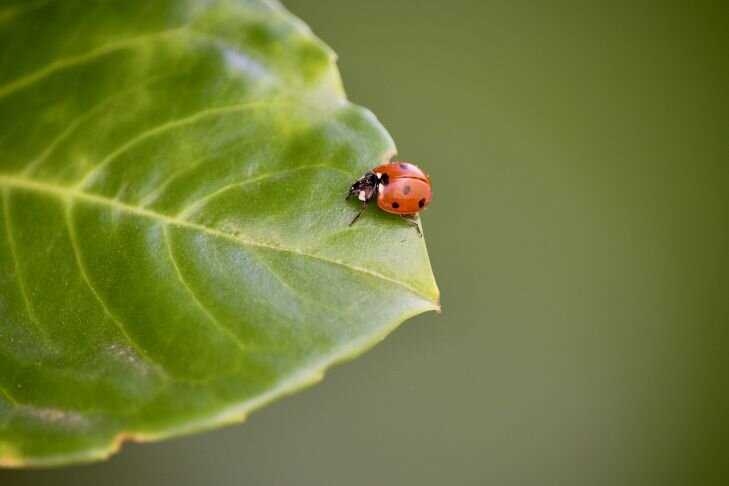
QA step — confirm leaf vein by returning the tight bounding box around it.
[63,200,171,382]
[177,163,350,218]
[75,100,278,190]
[162,225,248,353]
[22,74,174,177]
[0,28,185,100]
[0,385,19,406]
[1,189,47,339]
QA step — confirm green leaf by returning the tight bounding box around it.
[0,0,439,467]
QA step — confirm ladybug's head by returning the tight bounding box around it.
[347,171,379,202]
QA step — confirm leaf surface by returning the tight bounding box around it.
[0,0,439,466]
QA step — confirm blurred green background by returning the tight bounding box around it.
[2,1,727,484]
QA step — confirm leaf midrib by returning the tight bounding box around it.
[0,173,437,304]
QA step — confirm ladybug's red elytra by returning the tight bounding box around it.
[346,161,432,235]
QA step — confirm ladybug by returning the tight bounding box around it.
[346,161,432,235]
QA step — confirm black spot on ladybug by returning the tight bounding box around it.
[399,163,409,170]
[403,185,412,195]
[392,201,400,209]
[418,198,426,208]
[381,173,389,185]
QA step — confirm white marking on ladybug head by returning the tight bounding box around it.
[358,190,366,201]
[375,172,382,179]
[378,183,384,192]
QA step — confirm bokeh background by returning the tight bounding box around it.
[3,1,727,484]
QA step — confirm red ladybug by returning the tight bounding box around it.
[346,161,432,234]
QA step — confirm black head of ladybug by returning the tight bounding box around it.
[346,171,379,203]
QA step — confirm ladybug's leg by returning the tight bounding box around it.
[349,201,368,226]
[400,214,422,237]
